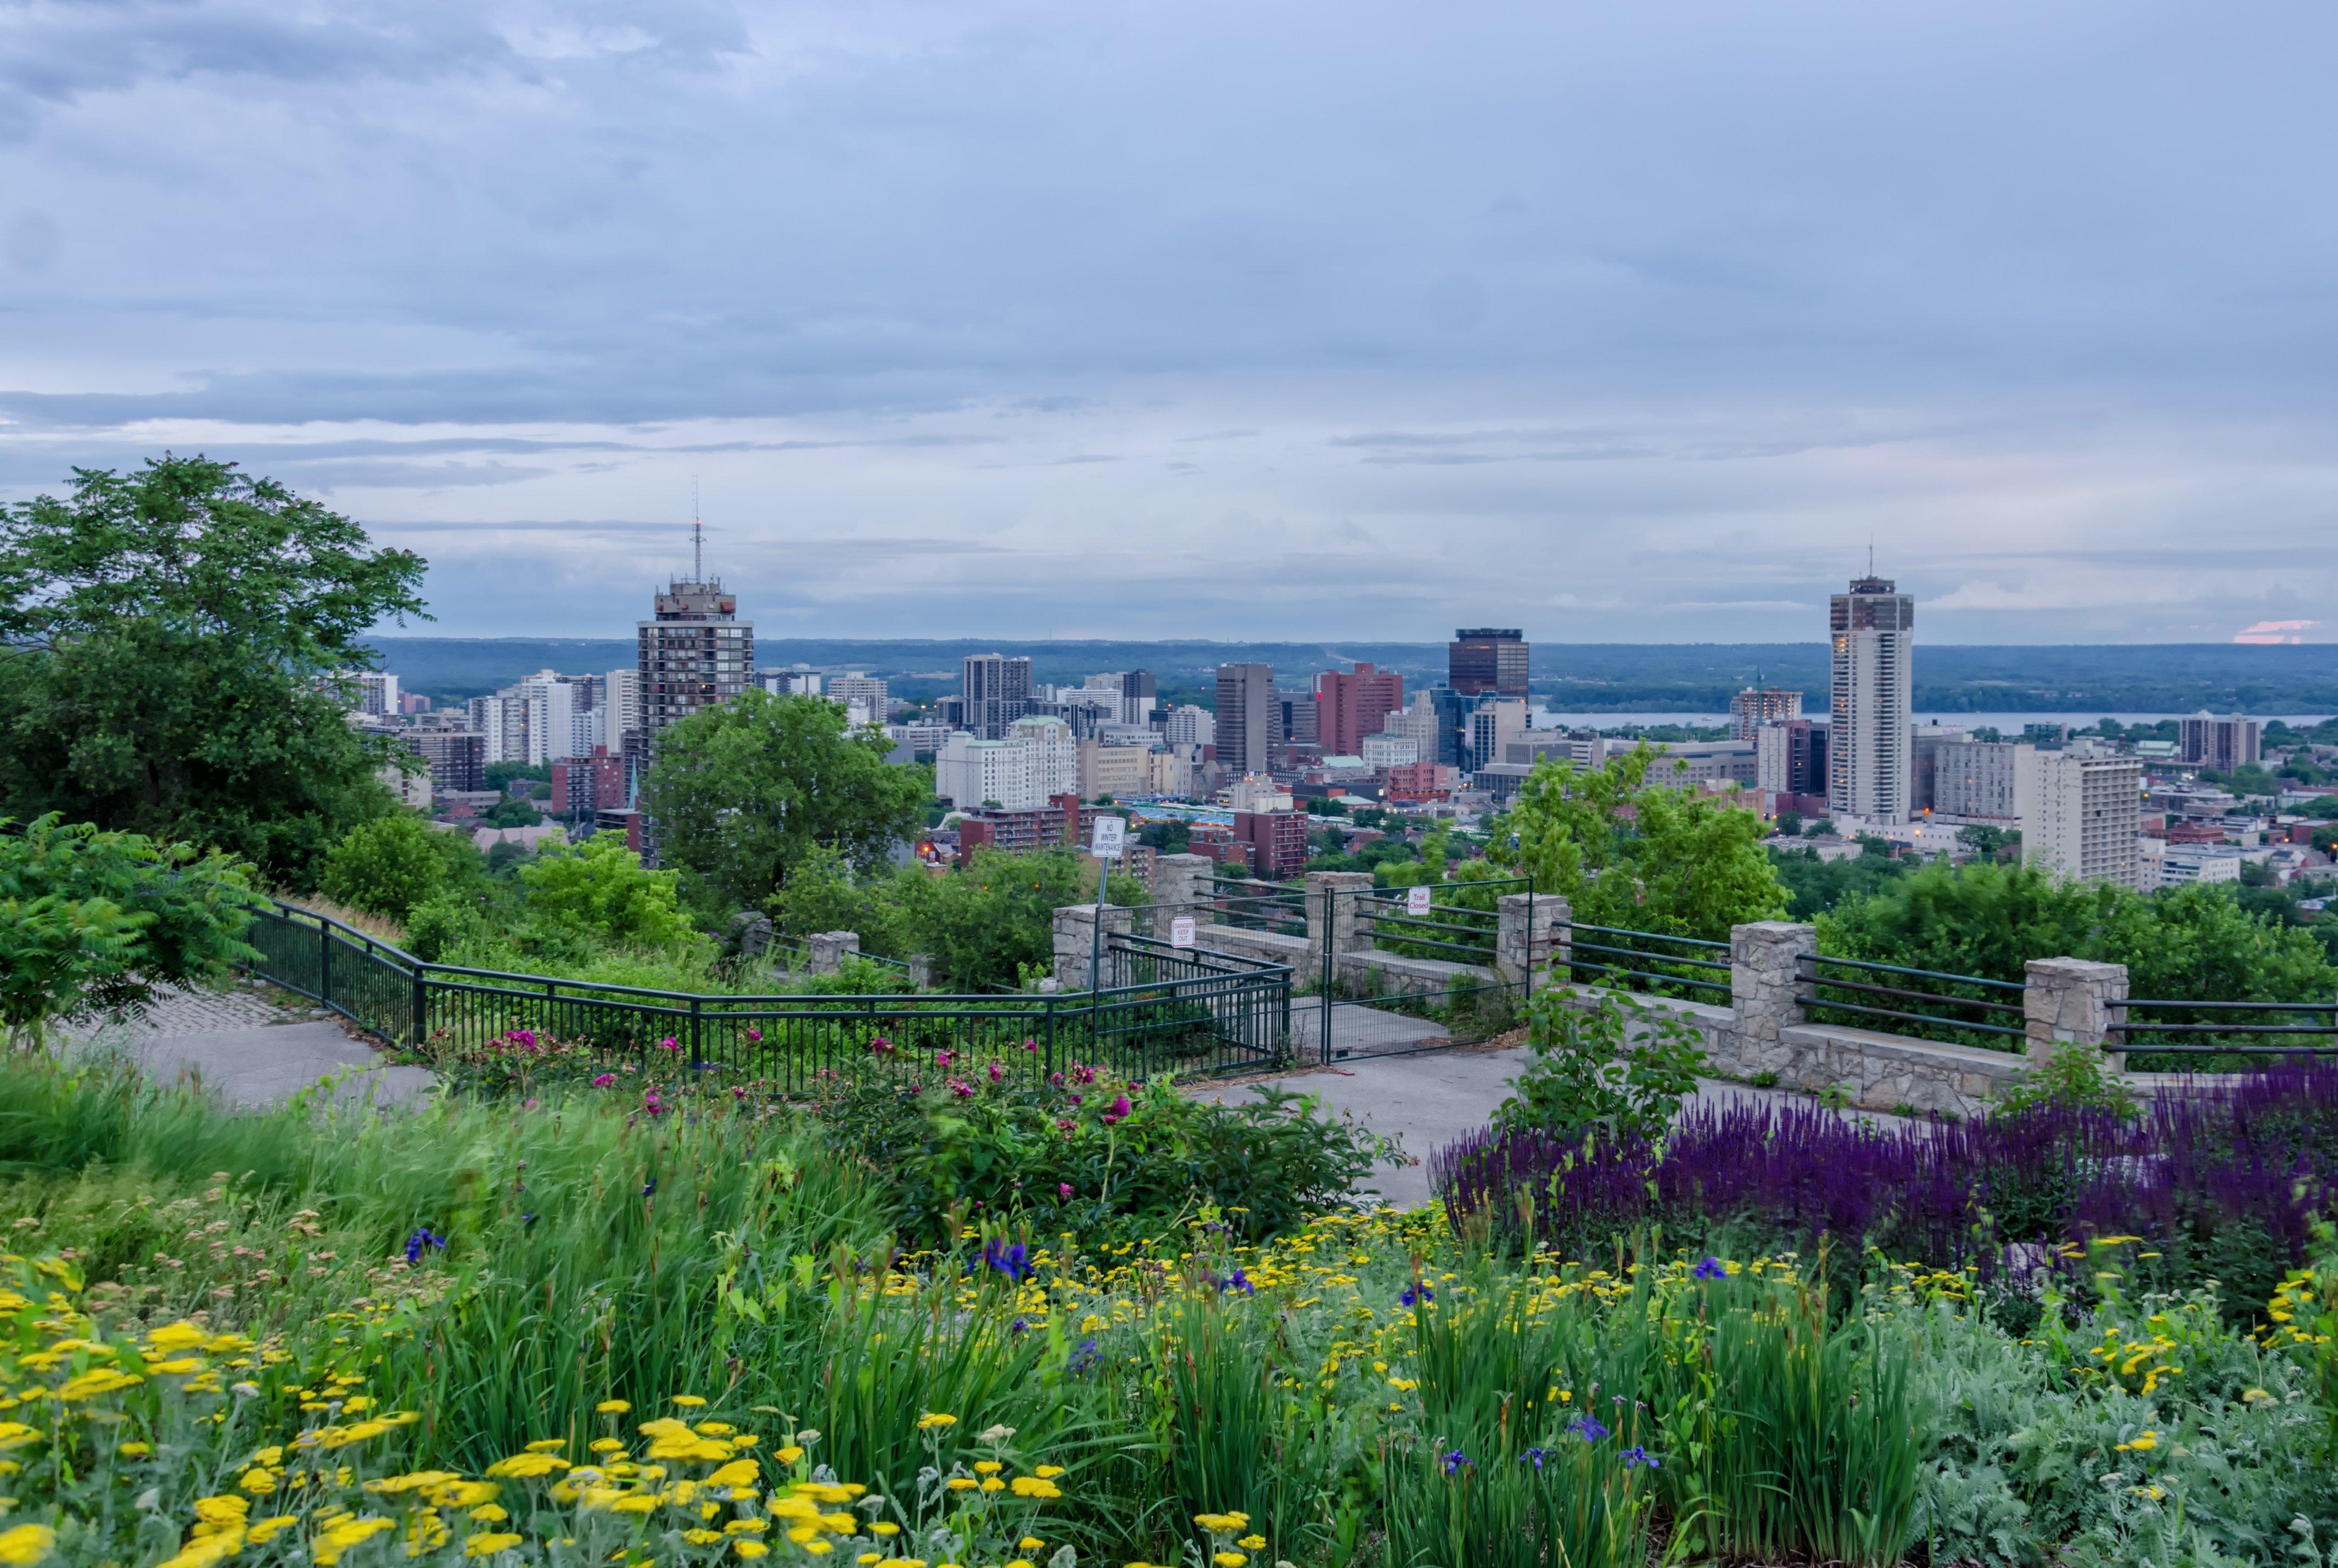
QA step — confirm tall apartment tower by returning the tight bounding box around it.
[2020,746,2142,888]
[1214,662,1275,776]
[637,573,753,748]
[1313,662,1404,757]
[1827,575,1914,825]
[1449,628,1529,699]
[1729,685,1803,740]
[2179,711,2261,772]
[961,653,1034,740]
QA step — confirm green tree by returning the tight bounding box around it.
[889,846,1144,991]
[515,833,698,951]
[1495,745,1786,940]
[484,796,543,829]
[1956,824,2018,860]
[640,690,930,915]
[1771,808,1804,839]
[0,457,429,886]
[318,813,482,923]
[0,814,261,1044]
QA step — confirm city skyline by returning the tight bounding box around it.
[7,2,2338,644]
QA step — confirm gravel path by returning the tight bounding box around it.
[66,982,435,1111]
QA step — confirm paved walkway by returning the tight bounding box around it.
[68,983,436,1111]
[1192,1048,1895,1208]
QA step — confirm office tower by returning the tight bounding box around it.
[1214,662,1275,775]
[637,561,754,748]
[1279,693,1320,749]
[2179,711,2262,772]
[1313,662,1404,757]
[1449,628,1529,699]
[1119,669,1157,727]
[961,653,1033,740]
[1908,723,1970,813]
[1464,700,1530,773]
[2020,746,2142,888]
[1425,685,1468,766]
[1164,704,1215,747]
[1729,685,1803,741]
[1754,719,1827,800]
[1932,739,2021,819]
[405,729,485,793]
[1827,574,1914,825]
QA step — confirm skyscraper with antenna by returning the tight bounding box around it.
[1828,567,1913,825]
[630,504,754,851]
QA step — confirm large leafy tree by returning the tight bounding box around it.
[1494,743,1787,941]
[0,457,429,886]
[640,689,932,916]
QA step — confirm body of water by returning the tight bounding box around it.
[1533,710,2334,732]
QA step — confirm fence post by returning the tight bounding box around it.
[410,965,428,1049]
[1044,993,1057,1078]
[318,919,332,1008]
[688,996,704,1071]
[806,931,860,975]
[1730,922,1816,1079]
[2024,958,2128,1075]
[1304,870,1375,991]
[1495,891,1558,987]
[1151,854,1213,937]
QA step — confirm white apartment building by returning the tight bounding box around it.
[1932,739,2021,819]
[1380,693,1444,760]
[1828,575,1914,825]
[343,671,399,718]
[604,668,641,741]
[1164,705,1215,747]
[1078,740,1150,802]
[2157,847,2247,889]
[937,733,1044,811]
[1229,773,1294,813]
[1361,732,1421,769]
[885,722,953,756]
[2019,746,2143,888]
[1008,715,1079,799]
[827,673,888,718]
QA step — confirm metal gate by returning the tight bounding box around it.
[1308,879,1534,1064]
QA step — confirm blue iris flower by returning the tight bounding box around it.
[1400,1282,1434,1307]
[403,1227,446,1264]
[1692,1256,1728,1280]
[1569,1415,1610,1442]
[1620,1446,1657,1469]
[1441,1449,1471,1476]
[983,1240,1034,1281]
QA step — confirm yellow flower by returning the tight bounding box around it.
[1019,1540,1044,1552]
[468,1505,509,1524]
[776,1446,805,1464]
[596,1400,631,1414]
[735,1545,769,1560]
[974,1461,1003,1475]
[1010,1476,1061,1499]
[672,1395,708,1408]
[246,1517,299,1545]
[154,1531,240,1568]
[1034,1465,1064,1479]
[1238,1537,1266,1550]
[916,1413,957,1430]
[463,1532,523,1556]
[117,1442,152,1458]
[55,1369,142,1401]
[484,1453,571,1479]
[238,1468,278,1494]
[1213,1554,1247,1567]
[524,1439,567,1454]
[145,1323,209,1353]
[0,1525,50,1567]
[945,1478,977,1492]
[192,1496,250,1526]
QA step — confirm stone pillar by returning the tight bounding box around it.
[1495,893,1565,984]
[1052,903,1135,990]
[1731,921,1815,1055]
[1304,871,1377,990]
[805,930,860,975]
[906,953,935,990]
[1152,853,1213,939]
[2025,957,2129,1074]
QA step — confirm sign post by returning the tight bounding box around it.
[1087,816,1126,1035]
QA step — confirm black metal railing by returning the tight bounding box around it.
[1796,953,2027,1047]
[1352,878,1526,965]
[2115,999,2338,1061]
[1554,922,1732,1004]
[244,898,1293,1088]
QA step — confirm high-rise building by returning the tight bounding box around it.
[1909,724,1971,813]
[961,654,1033,740]
[1932,739,2021,820]
[637,573,753,746]
[604,668,641,742]
[1278,693,1320,750]
[2179,711,2261,773]
[1754,719,1828,801]
[1827,574,1914,825]
[1313,662,1404,758]
[341,671,400,718]
[1119,670,1157,727]
[2020,746,2142,888]
[1464,700,1530,774]
[1729,685,1803,741]
[1449,628,1529,699]
[827,673,889,723]
[1008,715,1079,800]
[1164,705,1215,748]
[405,729,485,793]
[1214,663,1275,775]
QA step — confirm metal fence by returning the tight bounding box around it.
[1796,953,2028,1048]
[1309,880,1532,1063]
[2115,999,2338,1066]
[1557,923,1732,1005]
[244,898,1294,1089]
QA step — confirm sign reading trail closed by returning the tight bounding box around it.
[1170,915,1196,949]
[1406,884,1433,915]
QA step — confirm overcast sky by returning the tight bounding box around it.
[4,1,2335,644]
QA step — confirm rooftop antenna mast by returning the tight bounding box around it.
[692,477,703,582]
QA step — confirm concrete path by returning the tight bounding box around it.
[1287,1000,1453,1061]
[68,983,436,1111]
[1193,1048,1897,1208]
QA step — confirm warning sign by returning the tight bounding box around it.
[1406,885,1433,915]
[1170,915,1197,948]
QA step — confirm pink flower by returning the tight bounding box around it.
[935,1049,955,1069]
[1023,1037,1039,1053]
[591,1073,616,1088]
[1058,1183,1073,1199]
[732,1085,748,1100]
[745,1027,763,1043]
[1070,1064,1097,1086]
[1055,1118,1075,1134]
[1109,1093,1132,1117]
[987,1062,1005,1083]
[658,1036,681,1053]
[870,1036,895,1055]
[947,1078,975,1099]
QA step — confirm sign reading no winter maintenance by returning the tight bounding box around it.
[1091,815,1126,861]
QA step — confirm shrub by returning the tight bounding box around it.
[514,831,698,951]
[1493,986,1705,1143]
[317,811,476,921]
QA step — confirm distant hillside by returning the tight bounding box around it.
[363,637,2338,714]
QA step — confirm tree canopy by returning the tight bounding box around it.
[1494,744,1786,941]
[0,457,429,886]
[640,689,930,915]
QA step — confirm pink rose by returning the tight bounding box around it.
[1058,1183,1073,1199]
[987,1062,1005,1083]
[745,1027,763,1043]
[658,1036,681,1053]
[591,1073,616,1088]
